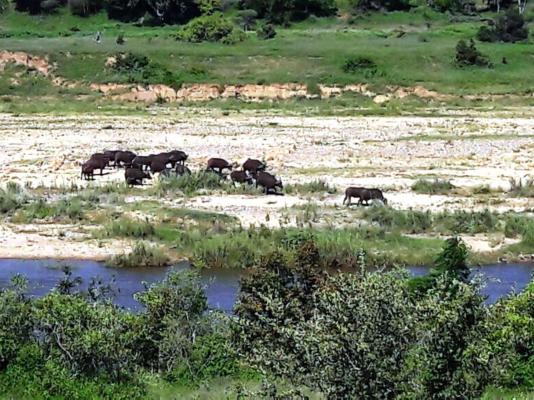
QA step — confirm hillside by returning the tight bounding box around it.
[0,3,533,113]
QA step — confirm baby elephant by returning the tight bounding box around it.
[125,168,151,186]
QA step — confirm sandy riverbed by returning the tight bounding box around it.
[1,111,533,259]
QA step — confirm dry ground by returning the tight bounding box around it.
[1,110,533,259]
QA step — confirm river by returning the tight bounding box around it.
[0,259,532,312]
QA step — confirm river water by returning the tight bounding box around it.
[0,259,532,311]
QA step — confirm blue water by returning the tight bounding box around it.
[0,259,532,311]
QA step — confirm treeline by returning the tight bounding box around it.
[8,0,529,25]
[0,237,533,398]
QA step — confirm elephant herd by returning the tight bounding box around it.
[80,149,387,205]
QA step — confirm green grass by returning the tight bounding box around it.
[508,177,534,197]
[285,179,338,195]
[0,8,533,97]
[411,178,456,194]
[106,241,170,268]
[482,387,534,399]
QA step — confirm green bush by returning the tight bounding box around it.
[100,217,156,239]
[0,183,27,214]
[430,0,475,13]
[241,0,337,23]
[106,241,170,268]
[152,171,225,196]
[348,0,411,11]
[342,56,379,77]
[454,39,492,68]
[508,177,534,197]
[134,270,209,371]
[284,179,337,195]
[257,23,277,39]
[0,345,146,400]
[411,178,456,194]
[0,0,9,13]
[68,0,102,16]
[177,13,244,43]
[478,9,529,43]
[33,292,141,379]
[0,276,33,370]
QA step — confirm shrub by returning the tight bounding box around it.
[68,0,102,16]
[106,242,170,268]
[100,217,156,239]
[0,182,27,214]
[401,275,488,398]
[151,171,224,196]
[104,0,146,22]
[477,9,529,43]
[508,177,534,197]
[134,270,208,371]
[112,52,149,72]
[463,282,534,391]
[236,8,258,30]
[284,179,337,195]
[111,52,181,87]
[429,0,475,13]
[241,0,337,23]
[177,13,243,43]
[257,23,277,39]
[234,243,419,398]
[342,56,378,77]
[0,276,33,369]
[348,0,411,11]
[411,178,455,194]
[454,39,492,68]
[0,0,9,14]
[116,32,125,45]
[33,292,141,379]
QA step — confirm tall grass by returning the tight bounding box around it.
[508,177,534,197]
[13,197,87,222]
[285,180,337,195]
[150,171,224,196]
[411,179,455,194]
[0,182,27,214]
[98,217,156,239]
[106,242,170,268]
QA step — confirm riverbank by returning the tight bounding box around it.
[1,112,533,265]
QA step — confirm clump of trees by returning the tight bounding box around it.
[238,0,337,24]
[234,238,534,397]
[477,8,529,42]
[0,269,244,397]
[454,39,492,67]
[176,12,245,43]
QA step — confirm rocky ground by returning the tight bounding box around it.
[1,110,533,259]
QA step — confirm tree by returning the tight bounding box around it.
[400,276,488,399]
[236,9,258,31]
[240,0,337,24]
[234,242,419,398]
[454,39,492,68]
[478,9,529,42]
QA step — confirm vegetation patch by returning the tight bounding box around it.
[106,241,170,268]
[411,178,456,194]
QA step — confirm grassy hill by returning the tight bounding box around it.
[0,5,533,113]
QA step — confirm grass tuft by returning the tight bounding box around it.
[106,241,170,268]
[411,178,455,194]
